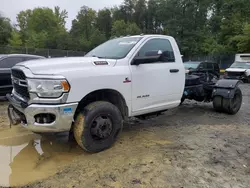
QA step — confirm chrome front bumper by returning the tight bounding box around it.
[7,94,78,133]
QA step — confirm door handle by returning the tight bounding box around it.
[170,69,179,73]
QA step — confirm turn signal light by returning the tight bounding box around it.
[61,80,70,91]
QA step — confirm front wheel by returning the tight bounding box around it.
[73,101,123,153]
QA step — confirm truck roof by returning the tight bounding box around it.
[235,53,250,62]
[118,34,174,40]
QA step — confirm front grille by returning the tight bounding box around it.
[11,69,29,99]
[11,68,26,80]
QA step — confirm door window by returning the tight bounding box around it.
[199,62,206,69]
[0,57,24,68]
[206,63,213,70]
[213,63,219,71]
[136,38,175,62]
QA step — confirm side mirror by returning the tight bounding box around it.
[132,50,162,65]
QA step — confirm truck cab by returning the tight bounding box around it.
[6,35,185,153]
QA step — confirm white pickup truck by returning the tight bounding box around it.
[7,35,243,153]
[224,53,250,83]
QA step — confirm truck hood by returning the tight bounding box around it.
[16,57,117,75]
[225,68,250,76]
[225,68,247,72]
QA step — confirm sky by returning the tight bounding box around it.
[1,0,123,29]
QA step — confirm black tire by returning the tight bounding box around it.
[248,77,250,83]
[213,96,223,112]
[179,98,185,105]
[222,87,242,115]
[73,101,123,153]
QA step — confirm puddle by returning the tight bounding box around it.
[0,126,83,187]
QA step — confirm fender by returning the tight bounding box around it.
[212,79,242,99]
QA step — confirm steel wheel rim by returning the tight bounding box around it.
[90,115,113,140]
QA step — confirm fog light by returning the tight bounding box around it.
[34,113,56,124]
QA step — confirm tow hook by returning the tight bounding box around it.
[7,105,21,128]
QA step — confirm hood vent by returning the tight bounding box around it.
[94,61,108,65]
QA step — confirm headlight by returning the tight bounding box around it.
[27,79,70,98]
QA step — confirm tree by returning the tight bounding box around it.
[8,30,22,47]
[111,20,141,37]
[126,23,141,35]
[70,6,97,41]
[133,0,147,32]
[0,14,12,45]
[89,29,106,48]
[2,0,250,57]
[15,7,68,49]
[233,24,250,53]
[96,8,112,39]
[111,20,128,36]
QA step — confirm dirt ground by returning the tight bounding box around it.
[0,84,250,188]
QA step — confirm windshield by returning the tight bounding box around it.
[85,37,143,59]
[230,61,250,69]
[184,62,200,69]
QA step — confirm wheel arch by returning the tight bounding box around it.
[74,89,129,120]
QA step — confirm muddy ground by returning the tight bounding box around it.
[0,85,250,188]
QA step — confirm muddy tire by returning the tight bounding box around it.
[73,101,123,153]
[222,87,242,115]
[213,96,223,112]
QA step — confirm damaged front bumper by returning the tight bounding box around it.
[6,94,78,133]
[224,72,249,82]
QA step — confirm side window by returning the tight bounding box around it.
[0,57,25,68]
[137,38,175,62]
[199,62,206,69]
[214,63,219,71]
[207,63,213,70]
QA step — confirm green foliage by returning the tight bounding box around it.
[0,15,12,45]
[232,24,250,53]
[2,0,250,56]
[15,7,68,49]
[8,30,22,47]
[111,20,141,37]
[126,23,141,35]
[70,6,106,51]
[96,8,112,38]
[111,20,128,36]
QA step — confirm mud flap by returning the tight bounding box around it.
[212,79,242,99]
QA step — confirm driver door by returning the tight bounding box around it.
[130,37,184,116]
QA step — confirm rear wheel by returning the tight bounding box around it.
[73,101,123,153]
[213,96,223,112]
[222,87,242,115]
[213,87,242,115]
